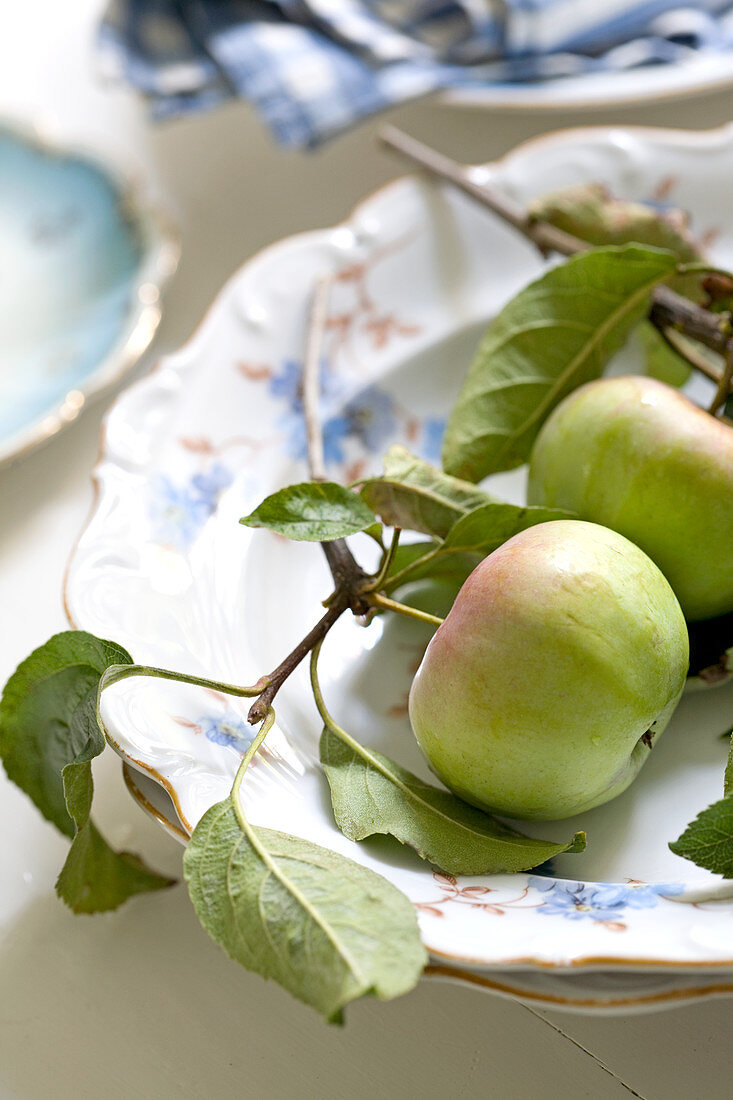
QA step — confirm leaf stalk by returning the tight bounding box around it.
[369,593,444,628]
[231,708,276,833]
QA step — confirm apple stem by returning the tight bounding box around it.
[364,526,402,593]
[369,593,444,628]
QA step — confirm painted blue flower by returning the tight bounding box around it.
[269,358,398,466]
[420,416,446,463]
[528,878,683,922]
[198,711,254,750]
[149,462,233,549]
[285,411,353,465]
[269,358,355,462]
[268,358,302,407]
[190,462,233,504]
[342,385,397,452]
[268,358,346,411]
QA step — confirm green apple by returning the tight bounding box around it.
[527,375,733,622]
[408,520,688,821]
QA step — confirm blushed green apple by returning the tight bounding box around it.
[527,375,733,622]
[408,520,688,821]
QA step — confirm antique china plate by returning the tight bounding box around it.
[121,762,733,1014]
[0,122,178,466]
[66,123,733,1007]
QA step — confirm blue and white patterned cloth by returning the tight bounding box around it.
[99,1,733,148]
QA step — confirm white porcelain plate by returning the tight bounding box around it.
[66,123,733,1009]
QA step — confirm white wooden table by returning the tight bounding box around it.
[2,4,732,1096]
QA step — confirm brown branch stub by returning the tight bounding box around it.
[247,600,347,724]
[649,285,731,362]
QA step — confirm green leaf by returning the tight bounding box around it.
[665,707,733,875]
[531,184,707,390]
[56,819,175,914]
[320,727,585,875]
[383,540,481,593]
[529,183,701,261]
[241,482,376,542]
[379,500,571,595]
[183,802,427,1021]
[638,323,691,387]
[670,797,733,877]
[0,631,133,835]
[440,502,572,554]
[0,631,175,912]
[442,245,679,482]
[724,737,733,799]
[359,446,493,538]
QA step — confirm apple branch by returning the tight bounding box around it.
[378,125,733,406]
[303,276,330,483]
[248,279,372,724]
[379,125,587,259]
[301,276,372,610]
[247,601,347,723]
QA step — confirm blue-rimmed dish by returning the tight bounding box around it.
[0,121,178,466]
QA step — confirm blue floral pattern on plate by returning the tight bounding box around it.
[269,358,400,464]
[198,711,255,750]
[148,462,233,549]
[528,877,684,922]
[267,356,444,468]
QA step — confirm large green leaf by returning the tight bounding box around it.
[359,446,493,538]
[532,184,705,388]
[440,502,571,554]
[378,499,571,595]
[241,482,376,542]
[382,540,482,594]
[669,736,733,876]
[725,736,733,799]
[0,631,132,835]
[320,727,584,875]
[184,801,427,1021]
[669,797,733,877]
[56,819,174,914]
[442,245,679,481]
[0,631,175,911]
